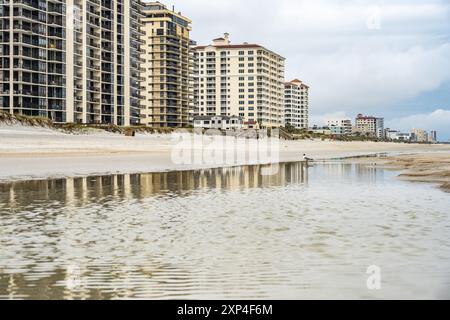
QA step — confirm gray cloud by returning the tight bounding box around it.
[163,0,450,135]
[386,109,450,141]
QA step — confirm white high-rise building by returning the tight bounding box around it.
[0,0,144,126]
[193,33,285,129]
[284,79,309,129]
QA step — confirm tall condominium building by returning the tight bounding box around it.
[0,0,143,126]
[193,33,285,129]
[355,114,385,138]
[140,2,192,128]
[284,79,309,130]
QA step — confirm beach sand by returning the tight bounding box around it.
[1,124,449,182]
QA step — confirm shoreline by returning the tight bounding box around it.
[1,125,449,183]
[354,153,450,192]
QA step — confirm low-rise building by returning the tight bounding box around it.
[385,128,400,140]
[310,126,332,135]
[193,115,244,130]
[385,129,412,141]
[397,133,412,141]
[326,118,352,135]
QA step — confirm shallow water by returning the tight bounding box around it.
[0,161,449,300]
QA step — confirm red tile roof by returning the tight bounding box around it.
[194,44,262,50]
[285,79,309,89]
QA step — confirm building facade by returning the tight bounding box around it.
[284,79,309,130]
[429,130,437,143]
[325,118,352,135]
[385,129,412,141]
[355,114,385,139]
[193,33,285,129]
[411,128,429,143]
[140,2,192,128]
[0,0,143,126]
[193,115,243,130]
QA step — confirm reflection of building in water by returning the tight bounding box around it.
[320,162,383,184]
[0,163,310,209]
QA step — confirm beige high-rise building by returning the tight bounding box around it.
[140,2,192,128]
[284,79,309,130]
[0,0,144,126]
[355,114,385,139]
[411,128,428,142]
[193,34,285,129]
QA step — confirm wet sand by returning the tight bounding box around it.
[366,153,450,192]
[1,124,450,182]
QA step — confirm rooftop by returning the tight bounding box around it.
[285,79,310,89]
[193,33,284,59]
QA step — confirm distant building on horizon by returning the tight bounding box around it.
[385,128,412,142]
[284,79,309,130]
[429,130,438,143]
[355,114,385,139]
[325,118,352,135]
[411,128,428,143]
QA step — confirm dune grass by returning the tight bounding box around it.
[0,111,191,135]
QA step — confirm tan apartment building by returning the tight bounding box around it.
[355,114,385,138]
[411,128,428,142]
[284,79,309,130]
[140,2,192,128]
[193,34,285,129]
[0,0,144,126]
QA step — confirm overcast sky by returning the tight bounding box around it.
[160,0,450,140]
